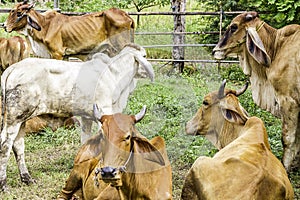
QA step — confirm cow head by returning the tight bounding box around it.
[93,104,165,185]
[4,1,40,32]
[212,11,271,67]
[186,80,249,149]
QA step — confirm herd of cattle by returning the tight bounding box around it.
[0,1,298,199]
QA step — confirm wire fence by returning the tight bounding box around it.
[0,7,243,65]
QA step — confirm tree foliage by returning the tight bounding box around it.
[192,0,300,51]
[198,0,300,28]
[52,0,170,12]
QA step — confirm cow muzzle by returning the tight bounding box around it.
[100,166,119,179]
[95,166,124,187]
[212,49,225,60]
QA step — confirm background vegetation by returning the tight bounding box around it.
[0,0,299,199]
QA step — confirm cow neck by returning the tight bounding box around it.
[218,120,244,149]
[27,9,52,36]
[240,22,281,117]
[119,146,133,173]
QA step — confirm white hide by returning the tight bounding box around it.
[0,45,154,190]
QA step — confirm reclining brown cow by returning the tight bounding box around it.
[182,80,294,200]
[4,1,134,60]
[57,105,172,200]
[0,36,29,74]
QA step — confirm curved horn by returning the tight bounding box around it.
[218,79,227,99]
[135,105,147,123]
[236,81,249,96]
[93,104,103,121]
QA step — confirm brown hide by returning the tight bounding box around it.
[57,107,172,200]
[182,81,294,200]
[4,2,134,60]
[212,11,300,171]
[24,115,79,134]
[0,36,29,74]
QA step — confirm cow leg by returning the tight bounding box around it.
[57,159,98,200]
[57,165,82,200]
[12,123,35,185]
[281,105,300,172]
[181,168,200,200]
[80,118,93,144]
[0,122,22,191]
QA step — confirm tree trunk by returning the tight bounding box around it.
[171,0,186,73]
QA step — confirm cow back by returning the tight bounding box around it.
[0,36,29,73]
[27,8,134,59]
[182,117,294,199]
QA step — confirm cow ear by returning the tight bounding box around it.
[27,15,41,31]
[246,27,271,67]
[220,96,249,125]
[221,108,248,125]
[132,49,155,82]
[133,136,165,166]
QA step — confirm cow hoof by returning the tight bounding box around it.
[20,173,36,185]
[0,178,8,192]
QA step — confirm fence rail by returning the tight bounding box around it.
[0,8,241,65]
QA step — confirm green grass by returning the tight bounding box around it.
[2,64,298,199]
[0,2,298,199]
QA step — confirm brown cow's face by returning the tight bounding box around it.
[98,114,135,181]
[213,12,259,59]
[186,91,222,136]
[186,80,249,147]
[93,105,165,184]
[4,2,32,32]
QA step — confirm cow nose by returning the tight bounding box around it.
[101,166,117,179]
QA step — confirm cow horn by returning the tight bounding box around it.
[93,104,103,121]
[218,79,227,99]
[236,81,249,96]
[135,105,147,123]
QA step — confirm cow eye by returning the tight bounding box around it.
[125,135,131,141]
[202,100,209,106]
[231,24,238,33]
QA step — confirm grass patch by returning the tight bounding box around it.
[2,63,299,200]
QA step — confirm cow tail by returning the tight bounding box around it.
[133,52,155,82]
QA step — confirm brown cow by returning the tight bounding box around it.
[0,36,29,74]
[23,115,79,134]
[4,1,134,60]
[57,105,172,200]
[182,80,294,200]
[212,11,300,172]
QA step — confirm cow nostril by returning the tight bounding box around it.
[101,166,118,178]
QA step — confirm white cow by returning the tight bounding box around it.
[0,43,154,191]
